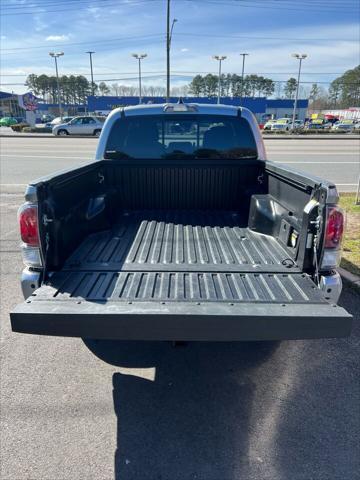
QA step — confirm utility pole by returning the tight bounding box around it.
[291,53,307,130]
[86,51,95,96]
[166,0,177,102]
[213,55,226,104]
[49,52,64,119]
[239,52,249,104]
[132,53,147,104]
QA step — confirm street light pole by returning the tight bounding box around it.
[49,52,64,119]
[166,0,177,102]
[86,51,95,96]
[213,55,227,104]
[132,53,147,104]
[291,53,307,130]
[239,52,249,104]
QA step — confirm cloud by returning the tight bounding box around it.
[45,34,70,42]
[33,14,48,32]
[87,6,101,19]
[181,48,189,52]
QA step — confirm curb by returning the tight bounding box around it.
[0,133,98,139]
[338,267,360,292]
[262,135,359,140]
[1,133,358,140]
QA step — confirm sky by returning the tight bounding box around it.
[0,0,359,95]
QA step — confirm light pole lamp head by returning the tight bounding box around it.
[213,55,227,61]
[292,53,307,60]
[49,52,64,58]
[239,53,249,56]
[132,53,147,60]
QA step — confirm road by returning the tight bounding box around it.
[0,136,359,192]
[0,136,359,479]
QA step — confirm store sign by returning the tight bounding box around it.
[18,92,38,111]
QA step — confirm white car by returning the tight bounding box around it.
[270,118,292,131]
[45,116,73,128]
[263,119,277,130]
[292,120,304,130]
[52,116,104,136]
[332,120,355,131]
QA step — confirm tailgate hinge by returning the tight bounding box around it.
[42,214,53,226]
[98,172,105,184]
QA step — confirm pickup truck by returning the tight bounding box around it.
[10,102,352,341]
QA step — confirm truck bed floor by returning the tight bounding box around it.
[64,210,298,274]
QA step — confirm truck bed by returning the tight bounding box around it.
[63,210,298,274]
[12,208,352,340]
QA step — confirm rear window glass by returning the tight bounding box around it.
[104,114,257,160]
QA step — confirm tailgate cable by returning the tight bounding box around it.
[41,211,53,285]
[310,215,321,288]
[41,232,50,286]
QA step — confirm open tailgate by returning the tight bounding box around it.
[11,271,352,340]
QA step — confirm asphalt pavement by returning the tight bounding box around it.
[0,135,359,192]
[0,137,360,479]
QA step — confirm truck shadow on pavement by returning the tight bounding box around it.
[84,339,279,480]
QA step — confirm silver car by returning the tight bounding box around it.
[52,116,104,136]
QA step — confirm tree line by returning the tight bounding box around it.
[188,74,275,98]
[25,74,95,104]
[25,65,359,109]
[24,74,189,102]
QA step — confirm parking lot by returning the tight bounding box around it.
[0,135,360,479]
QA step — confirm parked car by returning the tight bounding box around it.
[332,120,355,131]
[291,120,304,130]
[45,116,73,128]
[0,117,18,127]
[52,115,104,136]
[263,119,277,130]
[11,102,352,341]
[41,114,54,123]
[305,120,326,130]
[270,118,292,131]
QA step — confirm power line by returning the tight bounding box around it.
[0,0,157,15]
[0,71,348,77]
[1,0,139,9]
[2,77,358,86]
[1,32,357,53]
[0,33,164,52]
[182,0,359,14]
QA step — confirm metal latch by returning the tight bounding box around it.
[42,214,53,226]
[310,216,321,231]
[98,172,105,184]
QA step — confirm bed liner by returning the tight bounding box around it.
[64,210,299,273]
[11,209,352,340]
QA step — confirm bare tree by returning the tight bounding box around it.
[111,83,120,96]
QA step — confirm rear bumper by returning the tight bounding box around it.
[21,268,41,299]
[11,301,352,341]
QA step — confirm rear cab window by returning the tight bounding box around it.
[104,114,257,160]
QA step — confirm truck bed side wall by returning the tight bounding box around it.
[35,159,319,273]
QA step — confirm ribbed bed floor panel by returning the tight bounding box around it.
[64,210,298,273]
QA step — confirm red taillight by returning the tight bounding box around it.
[325,207,344,249]
[19,204,39,246]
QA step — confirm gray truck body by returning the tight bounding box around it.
[10,104,352,340]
